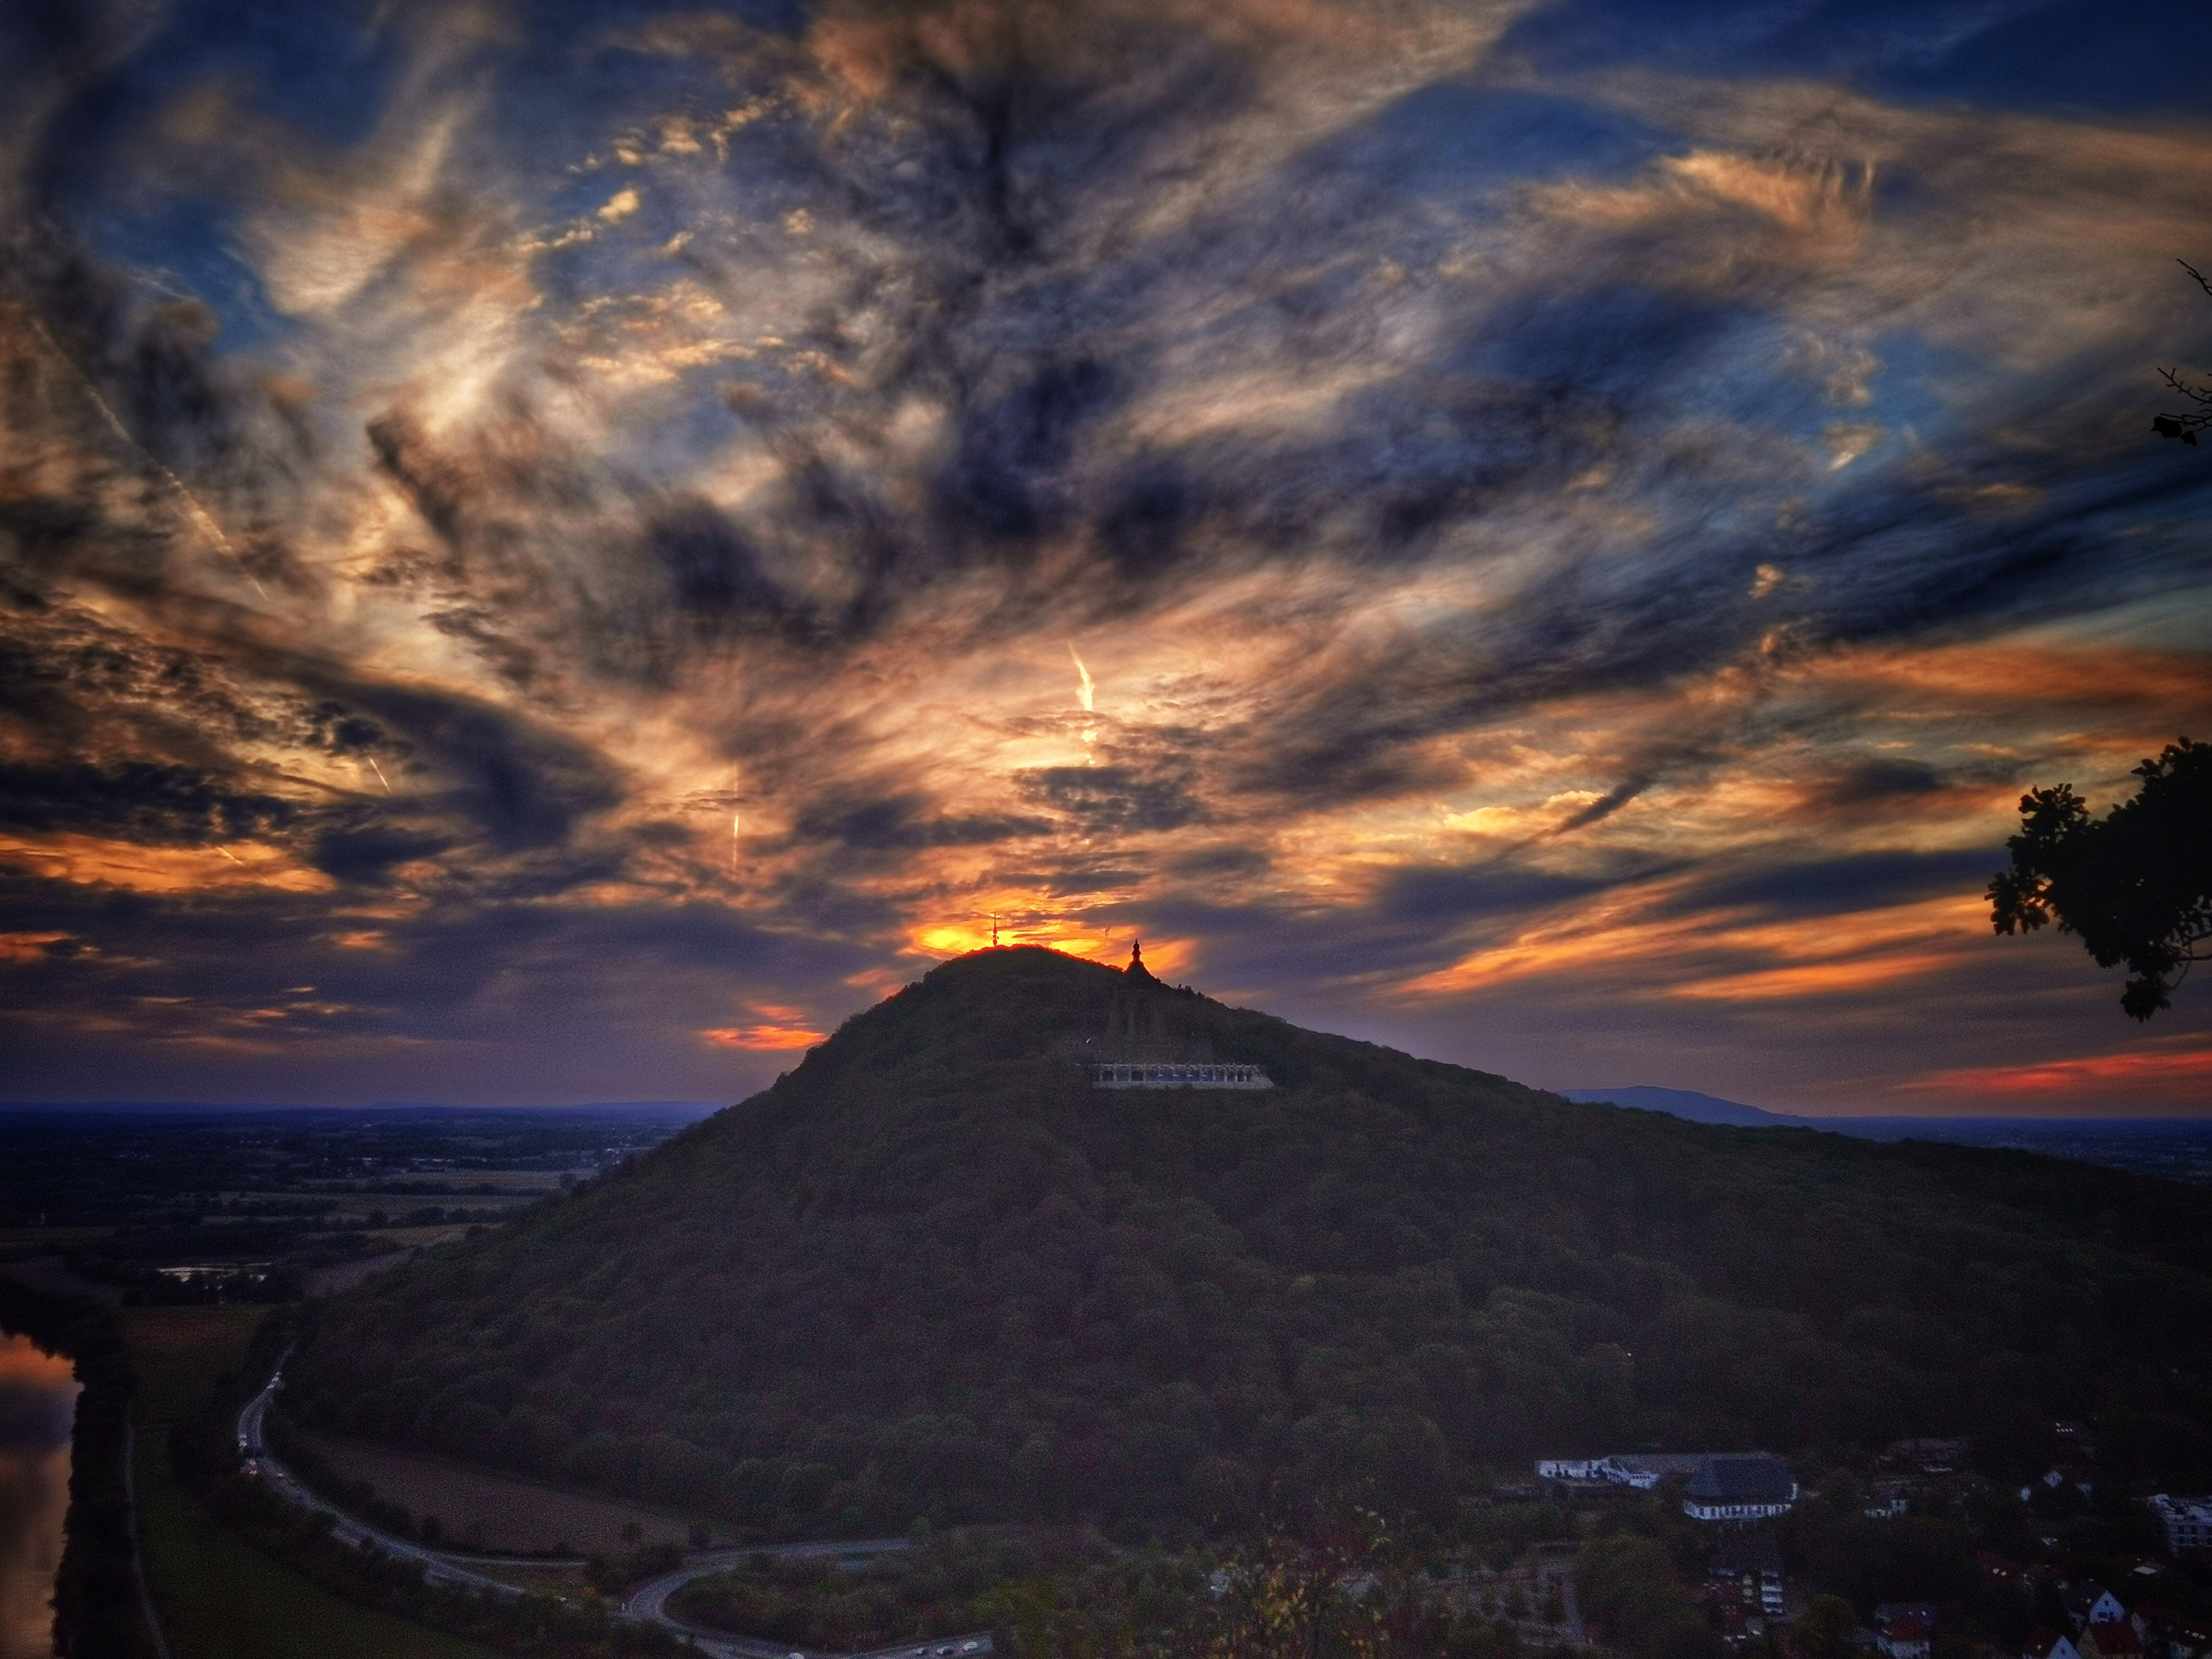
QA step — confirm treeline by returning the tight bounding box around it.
[0,1281,159,1659]
[669,1520,1564,1659]
[291,949,2212,1537]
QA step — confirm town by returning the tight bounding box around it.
[1526,1444,2212,1659]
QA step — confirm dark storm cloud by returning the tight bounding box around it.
[0,759,293,843]
[1678,849,2003,922]
[1554,776,1651,833]
[317,681,622,853]
[1164,844,1269,879]
[1016,762,1206,835]
[790,790,1054,852]
[307,820,453,883]
[1375,863,1618,924]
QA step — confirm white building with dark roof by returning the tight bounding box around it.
[1683,1454,1798,1522]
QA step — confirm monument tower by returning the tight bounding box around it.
[1087,940,1273,1090]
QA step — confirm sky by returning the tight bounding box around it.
[1,0,2208,1116]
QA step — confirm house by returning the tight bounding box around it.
[2043,1465,2097,1499]
[2025,1632,2084,1659]
[1536,1458,1613,1484]
[1875,1605,1935,1659]
[2149,1495,2212,1557]
[1865,1483,1910,1519]
[2082,1621,2146,1659]
[1535,1453,1701,1490]
[1612,1453,1710,1488]
[1887,1438,1969,1473]
[1683,1455,1798,1522]
[2082,1590,2129,1627]
[1709,1528,1784,1615]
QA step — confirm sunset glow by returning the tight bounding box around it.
[0,0,2205,1113]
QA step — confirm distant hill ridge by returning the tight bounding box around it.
[1557,1088,1801,1128]
[290,947,2212,1534]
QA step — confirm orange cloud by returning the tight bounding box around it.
[701,1023,826,1051]
[0,1341,74,1388]
[1402,889,1984,1004]
[1668,950,1962,1002]
[1901,1046,2212,1106]
[1815,639,2212,723]
[0,931,71,963]
[0,835,333,895]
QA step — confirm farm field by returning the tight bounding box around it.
[116,1306,265,1420]
[291,1427,710,1554]
[0,1226,111,1255]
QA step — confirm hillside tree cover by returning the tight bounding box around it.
[291,949,2212,1537]
[1989,737,2212,1018]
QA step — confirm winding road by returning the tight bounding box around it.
[237,1366,534,1599]
[237,1365,990,1658]
[619,1541,990,1659]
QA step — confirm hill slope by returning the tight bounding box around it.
[290,948,2212,1534]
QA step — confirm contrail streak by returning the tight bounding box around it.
[29,316,271,601]
[1068,645,1099,763]
[366,757,393,794]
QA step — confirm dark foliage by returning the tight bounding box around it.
[2152,261,2212,445]
[1989,737,2211,1017]
[1574,1534,1716,1659]
[672,1529,1102,1650]
[293,948,2212,1537]
[0,1281,159,1659]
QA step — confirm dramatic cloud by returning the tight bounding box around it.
[1,0,2207,1110]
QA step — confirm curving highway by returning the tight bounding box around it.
[237,1365,989,1659]
[236,1363,534,1599]
[619,1541,990,1659]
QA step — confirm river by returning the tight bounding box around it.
[0,1331,79,1659]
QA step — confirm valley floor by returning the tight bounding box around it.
[116,1307,501,1659]
[290,1427,702,1555]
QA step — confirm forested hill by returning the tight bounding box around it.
[289,947,2212,1535]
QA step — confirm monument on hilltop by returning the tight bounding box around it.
[1083,940,1273,1091]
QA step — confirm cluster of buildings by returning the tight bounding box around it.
[1535,1452,1798,1523]
[1535,1445,2212,1658]
[1537,1451,1800,1639]
[1873,1603,1936,1659]
[2015,1586,2211,1659]
[1981,1549,2212,1659]
[2152,1496,2212,1557]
